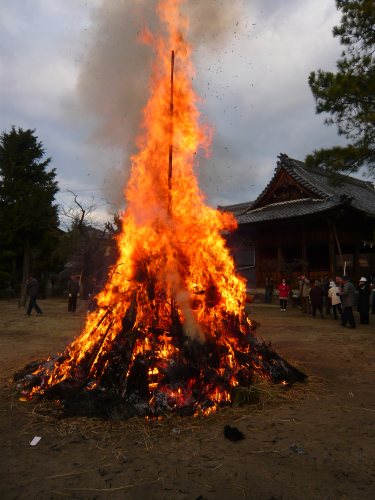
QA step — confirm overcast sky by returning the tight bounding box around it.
[0,0,348,222]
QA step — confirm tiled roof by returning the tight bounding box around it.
[221,154,375,224]
[289,161,375,215]
[218,201,253,217]
[237,198,337,224]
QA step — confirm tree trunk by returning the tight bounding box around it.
[19,239,31,307]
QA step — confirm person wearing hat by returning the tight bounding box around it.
[357,277,370,325]
[328,280,342,320]
[337,275,356,329]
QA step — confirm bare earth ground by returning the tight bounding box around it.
[0,299,374,500]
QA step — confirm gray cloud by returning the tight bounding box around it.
[0,0,350,217]
[192,0,345,206]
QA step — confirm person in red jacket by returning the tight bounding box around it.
[278,278,291,311]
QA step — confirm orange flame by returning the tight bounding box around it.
[26,0,280,415]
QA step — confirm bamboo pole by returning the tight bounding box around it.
[168,50,175,216]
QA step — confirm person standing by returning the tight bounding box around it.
[298,275,304,310]
[309,280,324,318]
[301,278,311,314]
[357,277,370,325]
[338,275,356,329]
[328,280,342,320]
[264,277,274,304]
[335,275,343,288]
[87,276,98,312]
[67,275,80,313]
[26,275,43,316]
[322,275,330,315]
[371,281,375,315]
[278,278,290,311]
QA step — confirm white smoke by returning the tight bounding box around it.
[76,0,245,208]
[175,287,205,344]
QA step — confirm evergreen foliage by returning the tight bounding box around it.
[0,127,59,296]
[307,0,375,176]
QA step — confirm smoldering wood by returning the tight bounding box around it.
[16,303,306,419]
[15,255,306,419]
[83,319,115,376]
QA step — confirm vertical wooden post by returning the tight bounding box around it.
[353,241,360,277]
[301,228,307,272]
[332,222,344,273]
[277,245,283,282]
[301,234,307,261]
[168,50,175,216]
[329,227,336,277]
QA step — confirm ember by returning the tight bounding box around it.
[16,0,306,417]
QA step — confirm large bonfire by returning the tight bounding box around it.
[18,0,305,417]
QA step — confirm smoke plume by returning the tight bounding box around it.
[77,0,245,207]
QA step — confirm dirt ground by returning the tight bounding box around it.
[0,299,374,500]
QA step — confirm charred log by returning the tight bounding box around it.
[122,292,137,332]
[16,307,306,418]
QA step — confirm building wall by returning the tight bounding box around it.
[226,209,375,287]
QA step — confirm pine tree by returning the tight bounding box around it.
[307,0,375,177]
[0,127,59,301]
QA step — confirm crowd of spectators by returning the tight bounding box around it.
[263,274,374,328]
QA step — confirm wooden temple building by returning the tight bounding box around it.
[220,154,375,287]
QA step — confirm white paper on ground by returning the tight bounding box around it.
[30,436,42,446]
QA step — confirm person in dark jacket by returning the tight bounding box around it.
[322,275,330,315]
[357,277,370,325]
[301,278,311,314]
[264,277,274,304]
[26,275,43,316]
[309,280,324,318]
[338,275,356,329]
[67,275,80,313]
[87,276,99,312]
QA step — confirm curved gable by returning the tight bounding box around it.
[251,165,323,210]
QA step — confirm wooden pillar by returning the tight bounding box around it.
[277,245,283,281]
[253,242,258,287]
[352,241,360,277]
[301,228,307,271]
[329,227,336,278]
[253,226,259,287]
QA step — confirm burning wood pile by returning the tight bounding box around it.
[16,0,306,418]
